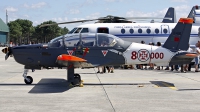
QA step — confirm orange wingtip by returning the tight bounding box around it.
[57,54,87,62]
[185,54,197,57]
[178,18,193,24]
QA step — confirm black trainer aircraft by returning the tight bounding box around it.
[2,18,197,87]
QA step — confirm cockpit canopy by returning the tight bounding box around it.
[49,33,131,50]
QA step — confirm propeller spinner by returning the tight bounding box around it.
[2,47,12,60]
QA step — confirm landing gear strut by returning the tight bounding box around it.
[23,69,33,84]
[67,62,83,87]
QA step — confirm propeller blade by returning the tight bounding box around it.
[5,52,9,60]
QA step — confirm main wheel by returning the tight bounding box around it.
[71,74,81,86]
[71,77,80,86]
[24,76,33,84]
[74,74,81,82]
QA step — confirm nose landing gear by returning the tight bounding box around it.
[23,69,33,84]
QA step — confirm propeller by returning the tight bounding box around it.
[2,47,12,60]
[39,15,172,27]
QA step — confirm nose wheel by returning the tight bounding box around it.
[23,69,33,84]
[24,76,33,84]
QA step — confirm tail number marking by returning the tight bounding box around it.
[150,52,164,59]
[131,51,164,60]
[131,49,150,62]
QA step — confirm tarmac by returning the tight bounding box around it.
[0,47,200,112]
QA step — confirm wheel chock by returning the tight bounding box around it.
[79,83,84,87]
[138,85,144,87]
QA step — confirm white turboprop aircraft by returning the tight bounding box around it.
[67,6,200,46]
[41,6,200,47]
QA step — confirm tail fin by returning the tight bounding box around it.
[187,5,200,23]
[162,18,193,51]
[162,7,177,23]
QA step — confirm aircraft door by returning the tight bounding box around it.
[160,25,170,34]
[97,27,109,34]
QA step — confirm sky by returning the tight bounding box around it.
[0,0,199,30]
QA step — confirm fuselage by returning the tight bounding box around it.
[70,23,200,45]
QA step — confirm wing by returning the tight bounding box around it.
[56,54,95,68]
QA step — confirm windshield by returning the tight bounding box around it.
[68,28,77,34]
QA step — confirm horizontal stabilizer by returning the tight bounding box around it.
[169,52,197,65]
[176,53,198,58]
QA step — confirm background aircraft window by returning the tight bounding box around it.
[74,28,82,33]
[155,28,159,34]
[121,29,125,34]
[138,29,142,33]
[81,28,89,33]
[68,28,77,34]
[146,29,151,34]
[97,28,109,33]
[163,28,168,34]
[129,29,134,34]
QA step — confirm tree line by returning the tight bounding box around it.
[8,19,69,45]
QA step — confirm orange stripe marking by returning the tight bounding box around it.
[178,18,193,24]
[57,54,86,62]
[185,54,198,57]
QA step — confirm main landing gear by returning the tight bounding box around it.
[67,62,84,87]
[23,69,33,84]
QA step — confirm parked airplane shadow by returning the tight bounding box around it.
[28,78,72,94]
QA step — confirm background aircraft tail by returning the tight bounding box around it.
[187,5,200,23]
[162,18,193,51]
[162,7,177,23]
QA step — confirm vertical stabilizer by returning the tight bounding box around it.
[162,7,177,23]
[187,5,200,23]
[162,18,193,51]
